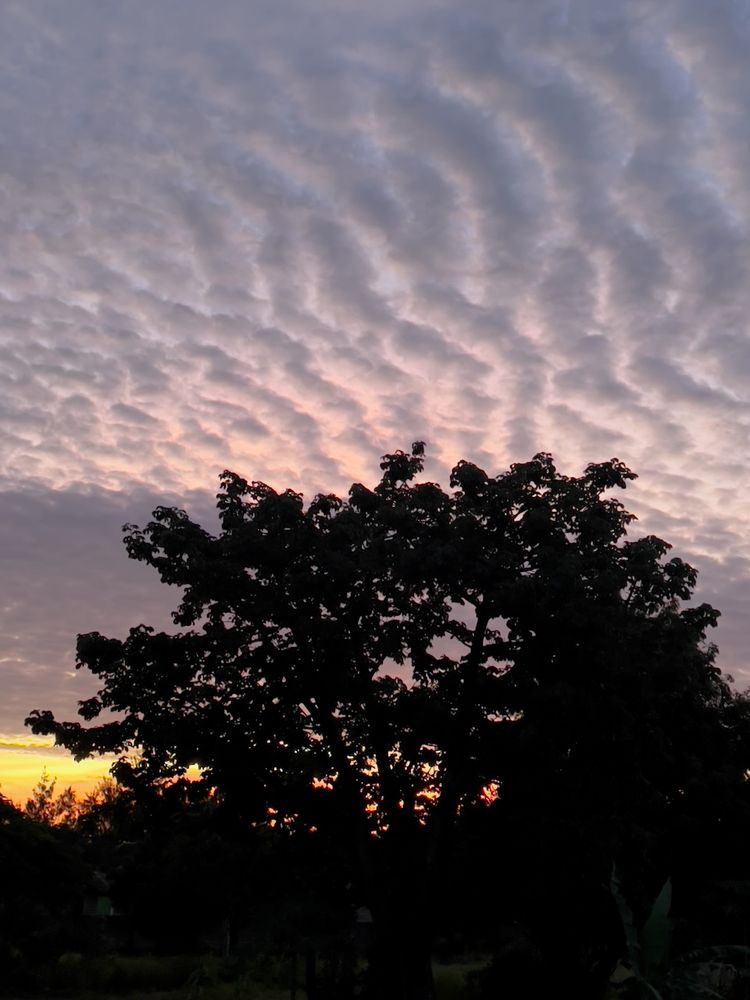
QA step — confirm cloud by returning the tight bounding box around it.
[1,0,750,746]
[0,484,215,731]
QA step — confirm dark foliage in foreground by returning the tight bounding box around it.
[26,446,750,999]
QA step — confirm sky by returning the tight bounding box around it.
[2,0,750,802]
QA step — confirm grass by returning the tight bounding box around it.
[4,952,489,1000]
[434,959,488,1000]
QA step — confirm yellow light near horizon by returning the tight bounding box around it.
[0,739,114,807]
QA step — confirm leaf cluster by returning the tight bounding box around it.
[26,447,730,848]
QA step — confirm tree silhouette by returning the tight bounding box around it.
[24,768,78,827]
[28,445,743,999]
[0,792,86,975]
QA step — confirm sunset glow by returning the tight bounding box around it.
[0,736,114,806]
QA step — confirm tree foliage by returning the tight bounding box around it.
[0,792,86,975]
[24,768,79,827]
[27,445,747,998]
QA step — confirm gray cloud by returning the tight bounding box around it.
[2,0,750,737]
[0,483,217,731]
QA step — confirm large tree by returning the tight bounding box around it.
[28,445,744,998]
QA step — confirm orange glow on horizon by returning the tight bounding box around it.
[480,782,499,804]
[0,737,114,807]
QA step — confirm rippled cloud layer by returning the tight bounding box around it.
[2,0,750,744]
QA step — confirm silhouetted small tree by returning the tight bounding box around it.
[28,445,746,999]
[24,768,78,827]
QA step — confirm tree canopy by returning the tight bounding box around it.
[27,444,747,999]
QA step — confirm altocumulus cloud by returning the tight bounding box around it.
[1,0,750,738]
